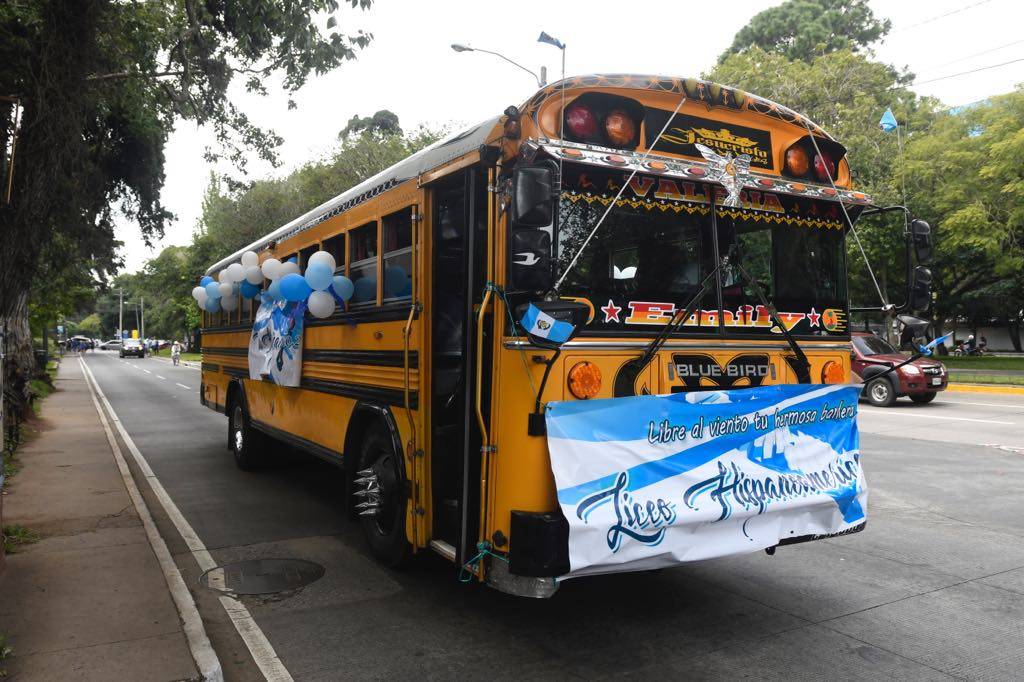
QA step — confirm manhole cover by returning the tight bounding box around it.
[200,558,325,595]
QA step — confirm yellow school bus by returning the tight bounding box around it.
[200,74,880,596]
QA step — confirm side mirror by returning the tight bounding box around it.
[910,266,932,312]
[509,164,558,292]
[910,219,932,264]
[515,300,589,349]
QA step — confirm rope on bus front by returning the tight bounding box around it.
[458,540,507,583]
[483,281,538,399]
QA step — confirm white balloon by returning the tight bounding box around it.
[278,261,300,277]
[262,258,282,279]
[307,290,336,319]
[307,250,336,273]
[220,295,238,312]
[196,290,207,305]
[244,265,263,285]
[191,286,204,300]
[217,269,230,284]
[241,251,259,268]
[218,282,234,298]
[227,262,246,282]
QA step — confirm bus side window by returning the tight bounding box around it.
[299,244,317,268]
[382,208,413,301]
[349,222,378,305]
[323,233,345,273]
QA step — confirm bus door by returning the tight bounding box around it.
[429,167,489,563]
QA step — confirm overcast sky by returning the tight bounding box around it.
[115,0,1024,272]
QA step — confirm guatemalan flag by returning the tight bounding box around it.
[520,303,575,345]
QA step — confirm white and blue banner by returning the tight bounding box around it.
[248,300,304,387]
[546,383,866,579]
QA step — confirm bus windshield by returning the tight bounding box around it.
[556,164,849,338]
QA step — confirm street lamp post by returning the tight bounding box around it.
[450,44,546,87]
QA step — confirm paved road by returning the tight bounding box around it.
[82,351,1024,680]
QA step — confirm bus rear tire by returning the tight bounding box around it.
[354,423,410,567]
[230,402,267,470]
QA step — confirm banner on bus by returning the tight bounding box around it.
[249,299,304,386]
[545,383,866,579]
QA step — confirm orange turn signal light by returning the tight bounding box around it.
[785,145,810,177]
[821,360,846,384]
[568,361,602,400]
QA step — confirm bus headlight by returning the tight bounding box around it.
[568,361,602,399]
[821,361,845,384]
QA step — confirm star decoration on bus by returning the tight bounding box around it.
[695,143,752,208]
[807,307,821,328]
[601,299,622,323]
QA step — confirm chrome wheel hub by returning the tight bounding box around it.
[353,468,382,517]
[871,382,888,402]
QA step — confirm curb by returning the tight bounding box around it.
[946,383,1024,395]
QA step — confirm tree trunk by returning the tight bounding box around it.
[2,290,37,420]
[1007,316,1022,353]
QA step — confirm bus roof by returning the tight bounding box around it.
[206,74,843,275]
[205,116,501,275]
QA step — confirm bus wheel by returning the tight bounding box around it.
[230,402,266,470]
[354,423,410,567]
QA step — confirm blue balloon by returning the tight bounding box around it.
[352,276,376,303]
[331,275,354,302]
[204,296,221,313]
[384,265,409,298]
[267,280,282,301]
[304,263,333,292]
[240,280,261,299]
[200,275,214,287]
[280,273,313,302]
[287,256,298,263]
[205,281,222,299]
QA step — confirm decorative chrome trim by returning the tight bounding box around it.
[502,339,852,352]
[429,540,457,562]
[532,139,871,206]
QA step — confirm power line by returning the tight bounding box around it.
[892,0,993,33]
[917,38,1024,74]
[908,57,1024,87]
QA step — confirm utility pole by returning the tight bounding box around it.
[118,288,123,340]
[140,297,145,344]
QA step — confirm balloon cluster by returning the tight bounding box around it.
[191,249,355,319]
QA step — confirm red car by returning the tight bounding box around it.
[851,331,948,406]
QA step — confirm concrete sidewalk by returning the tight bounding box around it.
[0,360,201,680]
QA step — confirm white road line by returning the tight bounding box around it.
[79,358,293,681]
[176,383,192,390]
[78,357,223,682]
[935,400,1024,409]
[859,408,1013,425]
[156,375,166,380]
[142,369,152,374]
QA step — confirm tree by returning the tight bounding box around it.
[77,313,102,336]
[719,0,890,63]
[0,0,374,414]
[900,88,1024,346]
[197,113,443,262]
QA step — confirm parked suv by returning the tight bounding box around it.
[851,331,947,406]
[120,338,146,358]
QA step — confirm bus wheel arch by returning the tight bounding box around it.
[344,403,410,566]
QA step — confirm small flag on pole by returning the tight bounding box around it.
[520,303,575,344]
[538,31,565,49]
[879,108,898,133]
